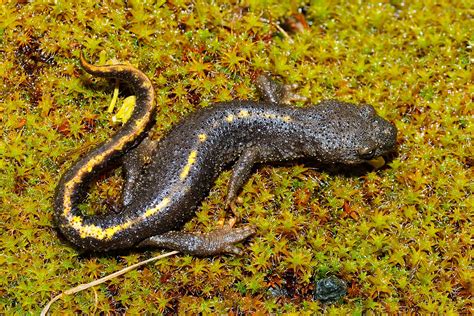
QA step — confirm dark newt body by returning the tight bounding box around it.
[54,58,397,255]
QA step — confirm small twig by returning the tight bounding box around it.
[41,250,179,315]
[274,23,293,42]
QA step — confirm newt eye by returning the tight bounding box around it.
[358,147,376,160]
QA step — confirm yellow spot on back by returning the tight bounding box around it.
[198,133,207,142]
[264,113,276,119]
[180,150,198,180]
[238,109,250,118]
[282,115,292,122]
[226,114,234,122]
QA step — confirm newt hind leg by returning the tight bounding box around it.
[137,225,255,256]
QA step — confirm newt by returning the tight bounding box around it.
[54,56,397,256]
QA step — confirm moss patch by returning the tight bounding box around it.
[1,1,471,314]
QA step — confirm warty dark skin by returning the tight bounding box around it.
[54,57,397,256]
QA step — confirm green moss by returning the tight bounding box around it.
[0,0,471,314]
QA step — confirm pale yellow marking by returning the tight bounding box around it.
[262,112,292,122]
[238,109,250,118]
[226,114,234,122]
[179,150,198,180]
[143,197,171,218]
[264,113,277,119]
[67,196,171,240]
[140,80,152,89]
[133,112,151,130]
[71,216,82,225]
[104,226,122,239]
[198,133,207,142]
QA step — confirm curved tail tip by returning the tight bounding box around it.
[79,52,92,69]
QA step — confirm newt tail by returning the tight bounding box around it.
[53,56,156,249]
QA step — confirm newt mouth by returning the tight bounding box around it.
[367,156,386,169]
